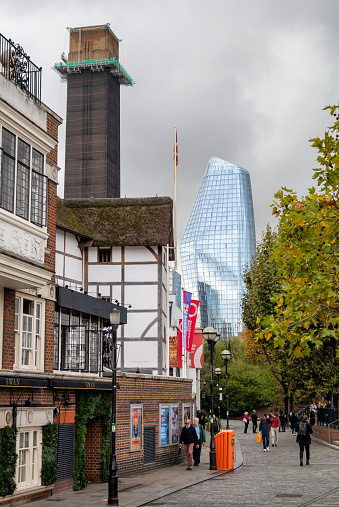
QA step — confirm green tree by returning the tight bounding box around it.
[200,336,279,415]
[261,106,339,360]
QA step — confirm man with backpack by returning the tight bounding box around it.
[296,414,313,466]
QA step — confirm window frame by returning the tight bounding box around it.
[14,293,45,372]
[16,427,42,490]
[0,126,47,227]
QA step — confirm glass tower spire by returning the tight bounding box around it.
[180,157,256,338]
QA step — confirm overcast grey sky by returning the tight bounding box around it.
[2,0,339,269]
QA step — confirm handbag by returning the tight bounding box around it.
[243,417,247,423]
[257,432,262,444]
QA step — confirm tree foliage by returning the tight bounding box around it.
[259,106,339,359]
[200,336,279,415]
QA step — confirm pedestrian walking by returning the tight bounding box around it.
[270,412,280,446]
[279,410,286,432]
[290,411,298,435]
[259,414,271,452]
[208,413,220,434]
[251,410,258,433]
[243,412,250,433]
[193,417,206,466]
[180,418,199,470]
[296,414,313,466]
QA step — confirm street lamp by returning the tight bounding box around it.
[221,349,231,430]
[108,308,120,505]
[215,367,221,428]
[203,327,219,470]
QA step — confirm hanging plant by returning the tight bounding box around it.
[73,392,111,490]
[41,423,58,485]
[0,426,17,497]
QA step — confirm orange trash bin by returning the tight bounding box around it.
[226,429,235,470]
[215,430,228,470]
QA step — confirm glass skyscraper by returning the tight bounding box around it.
[180,157,256,338]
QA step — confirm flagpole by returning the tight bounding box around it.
[174,127,177,270]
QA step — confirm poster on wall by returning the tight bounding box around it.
[160,405,169,446]
[171,405,179,444]
[182,403,191,427]
[130,404,143,451]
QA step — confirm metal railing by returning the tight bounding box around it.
[0,33,41,103]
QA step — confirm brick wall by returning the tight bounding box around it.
[114,373,192,476]
[85,418,103,482]
[2,289,15,370]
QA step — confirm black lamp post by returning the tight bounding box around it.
[221,349,231,430]
[203,326,219,470]
[215,367,221,428]
[108,308,120,505]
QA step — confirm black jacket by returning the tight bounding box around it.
[180,425,199,445]
[259,418,271,433]
[296,421,313,444]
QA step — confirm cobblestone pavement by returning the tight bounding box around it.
[148,420,339,507]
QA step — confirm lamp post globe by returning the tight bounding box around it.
[221,349,231,430]
[202,327,219,470]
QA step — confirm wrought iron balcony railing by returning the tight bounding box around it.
[0,33,41,103]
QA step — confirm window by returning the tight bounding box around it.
[54,306,103,373]
[98,248,111,263]
[14,295,44,371]
[0,127,47,226]
[17,428,41,489]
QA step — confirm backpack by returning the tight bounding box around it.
[298,422,307,436]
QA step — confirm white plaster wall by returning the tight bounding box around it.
[55,252,64,278]
[64,256,83,283]
[124,285,157,310]
[88,247,97,263]
[88,264,121,283]
[124,312,157,338]
[97,285,110,297]
[56,230,65,252]
[125,246,157,263]
[112,247,121,262]
[124,264,157,283]
[124,341,158,369]
[0,74,46,129]
[65,232,80,257]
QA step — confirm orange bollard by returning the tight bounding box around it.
[215,431,228,470]
[226,429,235,470]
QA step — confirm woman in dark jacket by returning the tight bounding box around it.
[296,414,313,466]
[290,411,298,435]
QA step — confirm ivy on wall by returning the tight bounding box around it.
[74,392,111,490]
[0,426,17,497]
[41,423,58,485]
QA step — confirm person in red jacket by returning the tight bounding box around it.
[270,412,280,447]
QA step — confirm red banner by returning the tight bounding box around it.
[189,329,203,369]
[177,323,203,370]
[186,300,199,352]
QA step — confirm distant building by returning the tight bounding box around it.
[180,157,256,338]
[54,24,134,199]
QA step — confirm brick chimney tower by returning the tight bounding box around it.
[54,24,134,199]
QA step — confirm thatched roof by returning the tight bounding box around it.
[57,197,174,254]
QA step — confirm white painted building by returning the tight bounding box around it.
[56,197,174,375]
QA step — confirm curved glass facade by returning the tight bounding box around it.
[180,157,256,338]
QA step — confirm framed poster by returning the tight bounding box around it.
[130,404,143,451]
[171,405,179,445]
[159,405,170,446]
[182,403,191,427]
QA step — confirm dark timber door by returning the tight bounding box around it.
[57,423,74,481]
[143,426,156,464]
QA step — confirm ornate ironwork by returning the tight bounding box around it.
[0,33,41,103]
